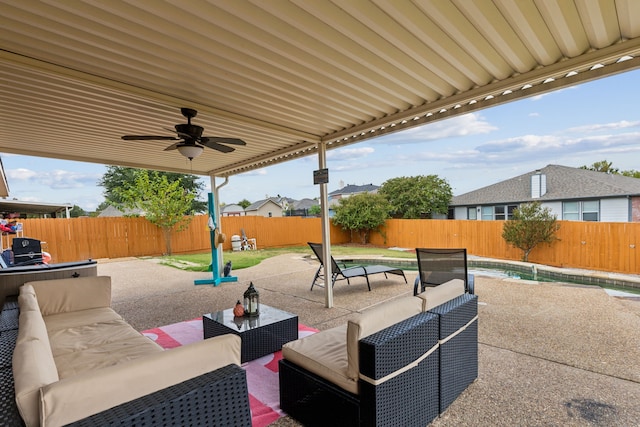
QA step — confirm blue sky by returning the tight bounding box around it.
[3,68,640,212]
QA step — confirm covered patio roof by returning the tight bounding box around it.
[3,1,640,178]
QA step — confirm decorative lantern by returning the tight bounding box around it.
[243,282,260,317]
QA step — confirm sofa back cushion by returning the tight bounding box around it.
[27,276,112,316]
[18,286,40,312]
[417,278,465,311]
[346,296,422,380]
[13,310,59,427]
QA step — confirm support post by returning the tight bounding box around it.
[318,142,333,308]
[194,188,238,286]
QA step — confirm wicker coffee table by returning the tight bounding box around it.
[203,305,298,363]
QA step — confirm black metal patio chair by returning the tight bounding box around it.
[308,242,407,291]
[414,248,474,295]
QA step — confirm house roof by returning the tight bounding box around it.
[0,199,71,215]
[245,198,282,211]
[221,204,244,213]
[329,184,379,197]
[450,164,640,206]
[292,198,319,210]
[3,2,640,179]
[97,205,144,217]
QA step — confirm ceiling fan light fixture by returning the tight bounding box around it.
[177,144,204,160]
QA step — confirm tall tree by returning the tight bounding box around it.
[579,160,640,178]
[579,160,619,174]
[114,170,195,255]
[98,166,206,213]
[502,202,560,262]
[237,199,251,209]
[332,193,391,244]
[69,205,87,218]
[378,175,452,219]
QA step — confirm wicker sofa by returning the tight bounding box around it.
[11,276,251,427]
[279,279,478,427]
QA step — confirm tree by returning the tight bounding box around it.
[98,166,206,213]
[378,175,452,219]
[579,160,619,174]
[579,160,640,177]
[114,169,195,255]
[69,205,87,218]
[237,199,251,209]
[332,193,391,244]
[502,202,560,262]
[308,204,321,216]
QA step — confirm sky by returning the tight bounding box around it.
[3,68,640,212]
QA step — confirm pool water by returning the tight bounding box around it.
[340,260,640,296]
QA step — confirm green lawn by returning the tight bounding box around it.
[156,245,415,272]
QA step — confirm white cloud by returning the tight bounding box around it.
[565,120,640,133]
[381,113,498,143]
[327,147,374,160]
[6,168,101,189]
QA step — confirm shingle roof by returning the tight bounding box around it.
[450,165,640,206]
[245,198,282,211]
[329,184,379,196]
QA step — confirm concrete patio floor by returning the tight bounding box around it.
[99,254,640,426]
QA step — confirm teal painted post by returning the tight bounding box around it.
[194,192,237,286]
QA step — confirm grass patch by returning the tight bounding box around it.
[157,244,414,272]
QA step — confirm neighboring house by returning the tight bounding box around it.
[328,183,379,200]
[328,183,379,217]
[244,198,283,218]
[97,205,144,217]
[221,204,245,217]
[450,164,640,222]
[284,198,320,217]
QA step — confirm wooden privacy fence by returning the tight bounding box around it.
[6,217,638,275]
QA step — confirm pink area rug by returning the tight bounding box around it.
[142,318,317,427]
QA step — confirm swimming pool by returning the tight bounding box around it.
[339,258,640,295]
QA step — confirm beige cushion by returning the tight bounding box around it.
[20,284,37,296]
[13,334,59,427]
[282,325,356,394]
[16,311,50,345]
[417,278,465,311]
[40,334,241,427]
[55,334,163,378]
[18,292,40,313]
[43,307,122,333]
[28,276,111,316]
[48,317,152,357]
[346,296,422,381]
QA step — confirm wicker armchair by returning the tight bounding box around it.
[279,288,478,426]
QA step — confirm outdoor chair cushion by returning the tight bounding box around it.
[13,304,59,427]
[416,279,465,311]
[346,296,422,381]
[28,276,111,316]
[282,324,355,394]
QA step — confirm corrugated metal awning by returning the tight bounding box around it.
[2,1,640,178]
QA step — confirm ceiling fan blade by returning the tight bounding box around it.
[122,135,179,141]
[201,137,246,146]
[164,142,180,151]
[201,140,235,153]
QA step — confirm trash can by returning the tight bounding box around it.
[231,235,242,251]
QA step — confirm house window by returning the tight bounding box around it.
[563,200,599,221]
[481,206,493,220]
[467,207,477,220]
[479,205,518,220]
[582,200,599,221]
